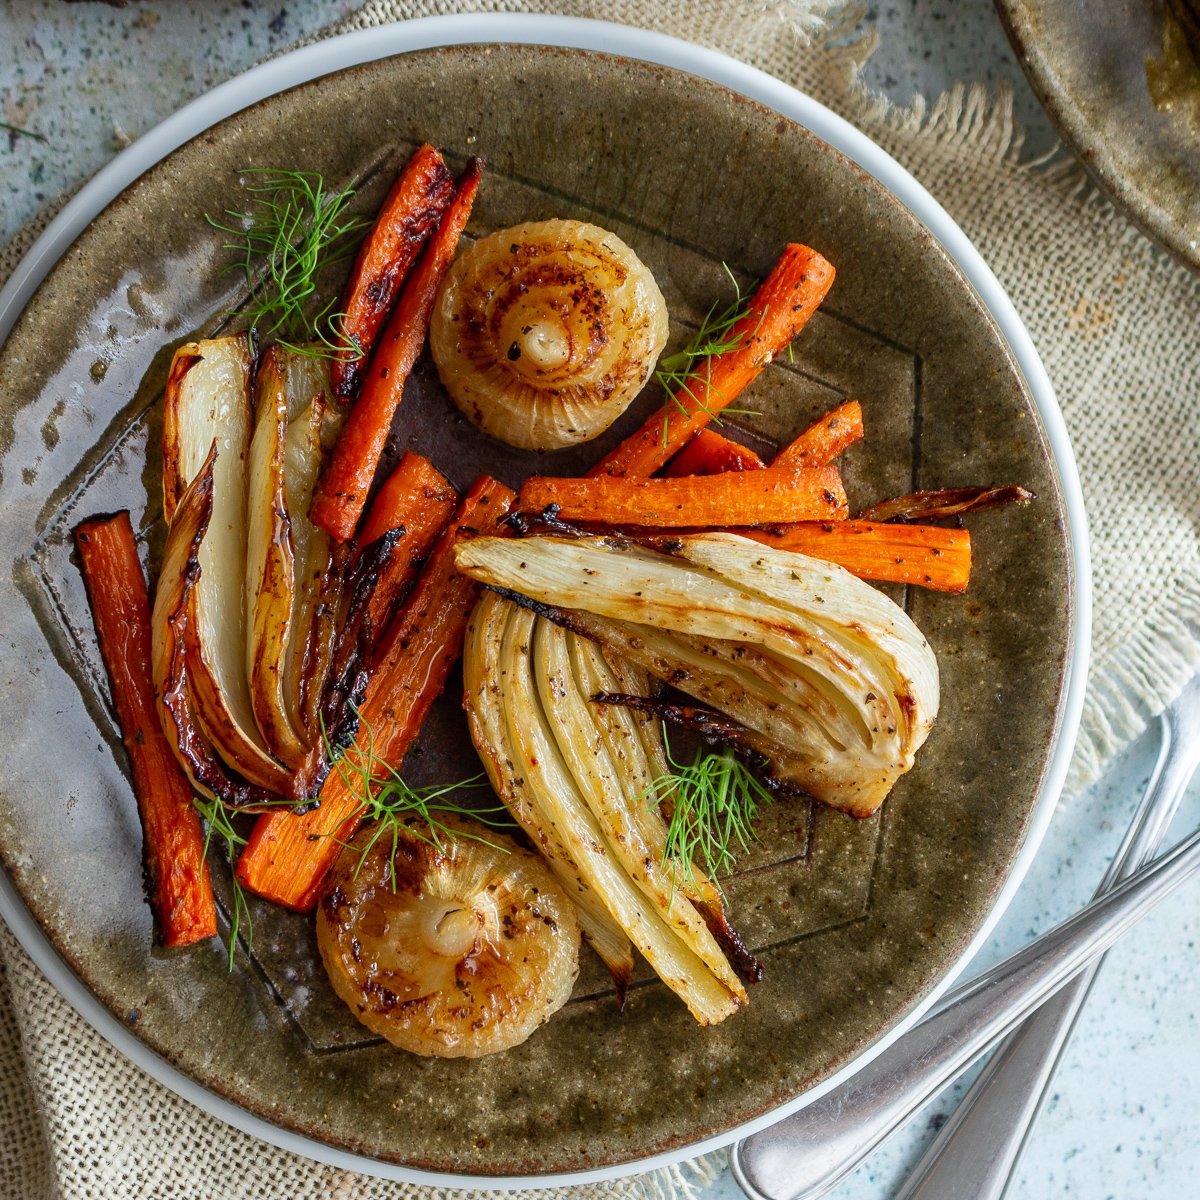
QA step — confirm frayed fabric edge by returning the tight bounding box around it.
[1066,578,1200,798]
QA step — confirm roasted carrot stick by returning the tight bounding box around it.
[630,520,970,592]
[311,157,484,543]
[772,400,864,469]
[330,145,455,400]
[356,451,458,651]
[738,520,970,592]
[517,465,848,528]
[74,512,217,947]
[237,476,515,911]
[663,429,766,477]
[664,401,862,479]
[357,450,458,547]
[588,244,835,479]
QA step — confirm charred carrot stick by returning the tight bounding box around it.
[663,429,766,477]
[237,476,514,911]
[74,512,217,947]
[588,244,835,479]
[330,145,455,400]
[664,401,861,479]
[772,400,864,470]
[742,520,970,592]
[355,451,458,650]
[357,450,458,548]
[311,157,484,543]
[312,453,459,730]
[517,465,848,528]
[713,520,970,592]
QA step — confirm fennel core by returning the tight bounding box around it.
[206,168,369,358]
[654,263,766,447]
[644,730,774,894]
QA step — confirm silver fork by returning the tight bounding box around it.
[892,670,1200,1200]
[731,670,1200,1200]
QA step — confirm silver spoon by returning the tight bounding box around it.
[731,677,1200,1200]
[893,672,1200,1200]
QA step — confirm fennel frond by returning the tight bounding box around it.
[194,794,260,971]
[325,709,510,886]
[207,168,368,358]
[654,264,765,446]
[644,731,773,893]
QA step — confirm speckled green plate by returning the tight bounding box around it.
[0,16,1088,1187]
[995,0,1200,270]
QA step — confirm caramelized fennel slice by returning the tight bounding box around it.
[573,614,894,791]
[675,535,937,750]
[162,337,253,524]
[470,595,743,1024]
[279,352,346,744]
[463,590,634,992]
[454,533,939,817]
[246,347,306,766]
[161,336,292,793]
[586,647,763,982]
[540,622,748,1000]
[544,610,911,817]
[504,612,742,1024]
[149,449,291,811]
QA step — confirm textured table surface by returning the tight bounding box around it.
[1,2,1198,1197]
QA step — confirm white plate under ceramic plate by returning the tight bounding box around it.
[0,13,1090,1189]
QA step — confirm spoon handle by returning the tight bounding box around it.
[894,703,1200,1200]
[731,821,1200,1200]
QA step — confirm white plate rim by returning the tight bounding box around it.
[0,12,1092,1189]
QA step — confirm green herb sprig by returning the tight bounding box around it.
[643,730,774,893]
[327,711,510,886]
[2,121,48,144]
[193,793,262,971]
[207,168,368,357]
[654,264,766,447]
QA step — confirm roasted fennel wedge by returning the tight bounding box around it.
[464,591,635,997]
[150,446,288,810]
[246,346,345,765]
[161,337,292,794]
[464,591,750,1024]
[455,532,939,818]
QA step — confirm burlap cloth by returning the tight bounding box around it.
[1,2,1198,1197]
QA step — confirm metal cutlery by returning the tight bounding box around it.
[893,671,1200,1200]
[731,675,1200,1200]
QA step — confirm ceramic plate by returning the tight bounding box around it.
[996,0,1200,270]
[0,16,1089,1187]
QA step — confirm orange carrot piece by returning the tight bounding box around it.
[517,465,848,528]
[237,476,515,911]
[357,450,458,547]
[330,145,455,400]
[664,429,766,477]
[311,157,484,543]
[74,512,217,947]
[588,244,835,479]
[732,520,970,592]
[771,400,864,469]
[356,451,458,643]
